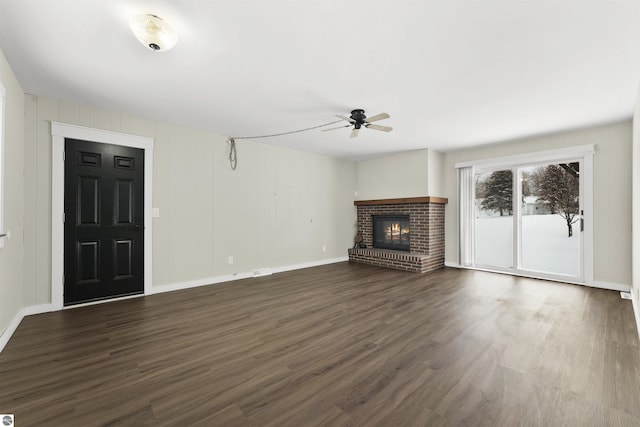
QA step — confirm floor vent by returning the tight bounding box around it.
[252,268,273,278]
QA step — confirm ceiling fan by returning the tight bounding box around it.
[322,109,393,138]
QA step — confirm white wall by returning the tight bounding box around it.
[428,149,444,197]
[356,149,445,200]
[443,121,632,287]
[632,87,640,331]
[22,95,357,306]
[0,50,24,339]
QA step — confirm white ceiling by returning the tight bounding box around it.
[1,1,640,160]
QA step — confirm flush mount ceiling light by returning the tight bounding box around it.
[129,14,178,52]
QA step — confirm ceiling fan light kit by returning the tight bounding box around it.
[322,109,393,138]
[129,14,178,52]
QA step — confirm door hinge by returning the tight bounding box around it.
[63,212,65,223]
[63,150,65,161]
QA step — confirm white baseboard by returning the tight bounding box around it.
[152,272,254,294]
[445,262,630,292]
[0,309,24,354]
[1,304,57,353]
[152,257,349,295]
[24,304,52,315]
[271,256,348,274]
[631,287,640,340]
[589,280,630,293]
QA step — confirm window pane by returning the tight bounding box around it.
[520,164,580,276]
[474,169,513,268]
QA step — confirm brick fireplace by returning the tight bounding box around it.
[348,197,447,273]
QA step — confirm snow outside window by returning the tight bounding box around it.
[455,145,594,284]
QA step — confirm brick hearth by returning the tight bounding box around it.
[348,197,447,273]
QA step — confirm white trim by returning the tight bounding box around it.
[24,304,53,316]
[51,122,152,149]
[588,280,631,293]
[0,80,6,248]
[447,262,629,292]
[631,288,640,340]
[457,146,594,286]
[0,309,24,354]
[271,256,348,274]
[582,152,595,285]
[444,261,463,268]
[514,168,522,271]
[454,144,595,169]
[51,122,154,310]
[152,257,349,295]
[152,273,254,294]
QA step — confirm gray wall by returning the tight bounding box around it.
[442,121,632,287]
[2,42,636,344]
[355,121,632,288]
[632,87,640,325]
[0,50,24,337]
[356,149,445,200]
[21,95,357,306]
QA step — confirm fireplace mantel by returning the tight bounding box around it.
[354,196,448,206]
[349,196,446,273]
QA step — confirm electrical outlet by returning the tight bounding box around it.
[228,256,234,264]
[322,245,326,252]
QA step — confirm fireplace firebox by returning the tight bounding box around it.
[373,215,410,251]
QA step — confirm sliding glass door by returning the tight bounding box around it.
[466,157,585,282]
[474,169,513,269]
[520,163,581,277]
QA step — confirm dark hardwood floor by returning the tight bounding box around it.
[1,263,639,426]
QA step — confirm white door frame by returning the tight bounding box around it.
[51,122,154,310]
[456,144,596,287]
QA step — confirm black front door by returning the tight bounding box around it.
[64,139,144,306]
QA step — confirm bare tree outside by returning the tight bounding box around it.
[532,163,580,237]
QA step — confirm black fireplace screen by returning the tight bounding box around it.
[373,215,410,251]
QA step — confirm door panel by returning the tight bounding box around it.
[520,163,581,276]
[77,241,100,282]
[64,139,144,305]
[474,169,514,269]
[114,239,134,279]
[115,180,134,224]
[78,176,100,224]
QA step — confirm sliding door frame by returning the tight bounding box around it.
[457,145,594,286]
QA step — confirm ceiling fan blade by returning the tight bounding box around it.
[350,128,359,138]
[365,113,390,123]
[366,124,393,132]
[336,115,355,123]
[321,124,351,132]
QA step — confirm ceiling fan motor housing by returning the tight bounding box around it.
[350,109,367,125]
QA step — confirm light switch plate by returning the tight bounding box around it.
[152,208,160,218]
